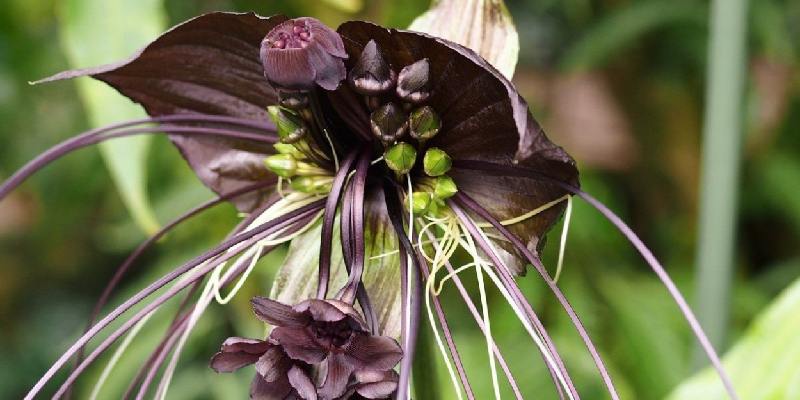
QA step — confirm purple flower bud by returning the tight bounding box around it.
[260,17,348,91]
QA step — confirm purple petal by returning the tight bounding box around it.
[209,351,261,373]
[210,337,271,373]
[251,373,293,400]
[344,334,403,371]
[251,296,307,327]
[287,366,318,400]
[220,337,271,354]
[270,327,327,364]
[319,354,354,400]
[308,46,348,91]
[293,299,348,323]
[305,18,347,58]
[355,381,398,399]
[255,346,290,383]
[261,47,317,90]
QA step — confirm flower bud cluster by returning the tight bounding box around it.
[264,130,333,195]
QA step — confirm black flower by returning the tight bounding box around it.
[210,337,317,400]
[252,297,402,400]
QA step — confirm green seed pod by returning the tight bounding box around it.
[267,105,307,144]
[433,175,458,199]
[423,147,452,177]
[408,106,441,141]
[264,154,298,178]
[290,176,333,194]
[408,192,432,214]
[384,142,417,175]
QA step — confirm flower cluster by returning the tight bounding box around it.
[211,298,401,399]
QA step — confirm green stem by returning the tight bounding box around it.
[413,315,442,399]
[693,0,749,367]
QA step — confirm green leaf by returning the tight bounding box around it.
[668,277,800,400]
[59,0,166,234]
[409,0,520,79]
[270,217,402,338]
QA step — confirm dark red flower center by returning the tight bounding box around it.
[310,320,354,349]
[266,20,312,50]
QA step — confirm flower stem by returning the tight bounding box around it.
[413,311,443,399]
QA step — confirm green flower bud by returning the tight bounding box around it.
[409,106,441,141]
[384,142,417,175]
[273,143,305,159]
[408,192,432,214]
[423,147,452,176]
[427,197,447,217]
[264,154,298,178]
[433,175,458,199]
[267,105,307,144]
[290,176,333,194]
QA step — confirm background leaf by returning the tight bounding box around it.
[59,0,166,234]
[668,276,800,400]
[409,0,520,78]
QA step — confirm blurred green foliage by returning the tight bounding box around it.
[0,0,798,399]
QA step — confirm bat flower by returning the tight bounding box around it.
[3,10,737,400]
[251,297,403,400]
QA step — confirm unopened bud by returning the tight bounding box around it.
[273,143,305,159]
[408,192,432,214]
[433,175,458,199]
[370,103,408,143]
[267,106,307,144]
[396,58,430,103]
[266,154,299,178]
[348,40,396,95]
[423,147,452,176]
[384,142,417,175]
[409,106,441,141]
[291,176,333,194]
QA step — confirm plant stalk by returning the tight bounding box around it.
[693,0,749,367]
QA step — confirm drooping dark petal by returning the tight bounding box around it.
[337,22,579,269]
[37,12,288,212]
[287,366,318,400]
[210,337,270,373]
[270,327,327,364]
[251,372,294,400]
[293,299,366,329]
[353,370,399,399]
[320,353,355,400]
[343,334,403,371]
[252,296,309,327]
[260,17,347,91]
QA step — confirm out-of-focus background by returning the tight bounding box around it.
[0,0,798,398]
